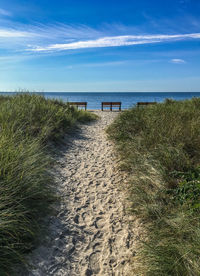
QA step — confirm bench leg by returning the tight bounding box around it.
[102,104,103,111]
[110,103,112,111]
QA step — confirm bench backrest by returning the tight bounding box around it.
[69,102,87,106]
[102,102,121,106]
[137,102,157,106]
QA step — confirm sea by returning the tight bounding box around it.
[1,92,200,110]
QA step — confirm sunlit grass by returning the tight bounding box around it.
[107,98,200,275]
[0,93,96,275]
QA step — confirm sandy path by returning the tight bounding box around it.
[23,111,134,276]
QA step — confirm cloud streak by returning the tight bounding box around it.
[29,33,200,52]
[171,58,186,64]
[0,28,30,38]
[0,23,200,56]
[0,24,103,40]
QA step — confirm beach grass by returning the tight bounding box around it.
[0,93,96,275]
[107,98,200,275]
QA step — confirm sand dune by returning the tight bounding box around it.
[22,111,134,276]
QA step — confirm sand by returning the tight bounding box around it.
[21,111,134,276]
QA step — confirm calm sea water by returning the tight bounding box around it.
[1,92,200,109]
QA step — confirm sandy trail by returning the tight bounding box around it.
[23,111,134,276]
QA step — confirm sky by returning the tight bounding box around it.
[0,0,200,92]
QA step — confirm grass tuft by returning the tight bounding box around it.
[0,93,96,275]
[107,98,200,276]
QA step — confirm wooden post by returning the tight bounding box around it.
[110,102,112,111]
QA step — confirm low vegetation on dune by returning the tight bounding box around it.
[0,93,96,275]
[107,98,200,276]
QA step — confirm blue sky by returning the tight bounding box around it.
[0,0,200,92]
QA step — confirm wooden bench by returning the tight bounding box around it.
[101,102,121,111]
[69,102,87,110]
[137,101,157,107]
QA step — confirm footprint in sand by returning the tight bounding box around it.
[19,111,134,276]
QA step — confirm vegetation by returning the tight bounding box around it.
[107,98,200,276]
[0,93,96,275]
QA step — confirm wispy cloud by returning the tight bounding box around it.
[29,33,200,52]
[0,22,200,56]
[171,58,186,64]
[0,28,30,38]
[0,24,102,40]
[66,60,126,69]
[0,8,12,17]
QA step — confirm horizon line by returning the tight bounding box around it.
[0,91,200,93]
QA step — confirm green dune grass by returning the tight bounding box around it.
[0,93,96,275]
[107,98,200,276]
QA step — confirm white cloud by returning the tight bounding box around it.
[29,33,200,52]
[0,8,12,17]
[0,22,200,55]
[0,28,29,38]
[0,24,101,40]
[171,58,186,64]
